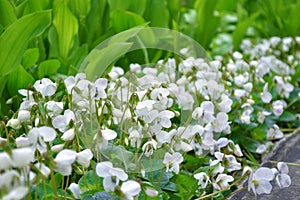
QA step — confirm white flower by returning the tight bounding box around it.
[6,118,21,129]
[261,83,272,103]
[35,162,50,178]
[214,152,241,172]
[11,147,34,168]
[15,136,31,148]
[144,187,159,197]
[34,78,57,96]
[17,110,30,123]
[249,167,274,195]
[151,110,175,132]
[2,186,29,200]
[142,140,157,157]
[128,129,142,148]
[243,82,253,92]
[234,74,247,87]
[108,67,124,80]
[76,149,93,167]
[267,124,283,140]
[192,101,215,124]
[274,162,291,188]
[209,160,224,175]
[135,100,156,116]
[95,129,117,149]
[54,149,77,176]
[207,80,225,100]
[130,63,141,73]
[0,152,13,170]
[194,172,210,188]
[120,180,141,200]
[214,112,229,132]
[52,109,75,132]
[163,152,183,174]
[96,161,128,192]
[94,78,107,99]
[257,110,272,123]
[69,183,81,199]
[28,126,57,153]
[272,100,286,116]
[213,174,234,190]
[218,94,232,113]
[234,89,246,99]
[51,144,64,152]
[176,87,194,110]
[61,128,76,141]
[45,101,63,117]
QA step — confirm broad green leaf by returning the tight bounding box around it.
[144,0,170,28]
[108,0,130,12]
[233,12,259,50]
[144,170,173,187]
[7,65,35,96]
[278,111,297,122]
[53,1,79,60]
[110,10,145,33]
[0,76,8,98]
[38,59,61,79]
[22,48,39,69]
[26,0,52,12]
[68,0,91,19]
[0,0,17,27]
[0,10,51,77]
[68,44,88,72]
[86,0,107,47]
[128,0,147,15]
[194,0,220,48]
[100,145,135,171]
[167,0,182,20]
[15,0,28,18]
[84,42,133,80]
[78,170,104,191]
[170,173,198,200]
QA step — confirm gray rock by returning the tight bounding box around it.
[229,132,300,200]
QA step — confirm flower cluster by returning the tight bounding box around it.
[0,36,298,199]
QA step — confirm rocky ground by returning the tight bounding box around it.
[229,132,300,200]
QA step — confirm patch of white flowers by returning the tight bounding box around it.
[1,36,299,199]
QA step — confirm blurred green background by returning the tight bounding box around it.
[1,0,300,117]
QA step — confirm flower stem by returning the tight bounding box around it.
[195,173,248,200]
[268,160,300,167]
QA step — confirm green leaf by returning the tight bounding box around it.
[128,0,147,15]
[26,0,52,12]
[38,59,61,79]
[68,0,91,19]
[0,0,17,28]
[0,10,52,77]
[144,170,173,188]
[194,0,220,48]
[53,0,79,60]
[233,12,259,50]
[7,65,35,96]
[183,154,208,172]
[170,173,198,200]
[22,48,40,69]
[110,10,145,33]
[86,0,108,47]
[100,145,135,171]
[78,170,104,192]
[144,0,170,27]
[84,42,133,80]
[108,0,130,12]
[278,111,297,122]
